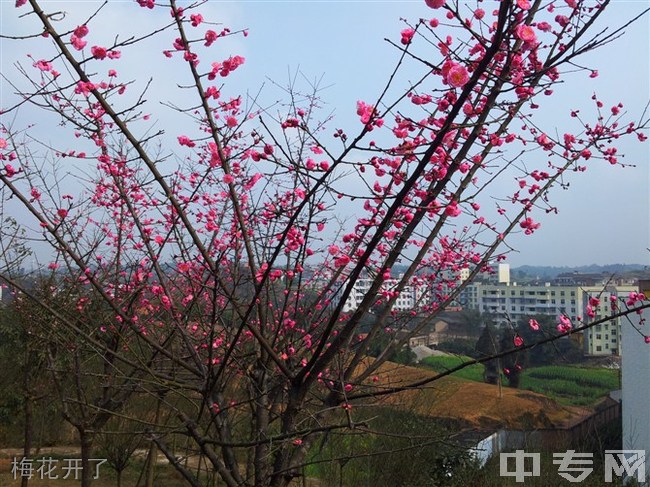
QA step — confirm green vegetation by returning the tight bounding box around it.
[419,355,484,382]
[419,357,619,407]
[519,366,620,406]
[305,407,480,487]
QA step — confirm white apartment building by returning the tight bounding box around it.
[341,276,429,313]
[463,279,637,356]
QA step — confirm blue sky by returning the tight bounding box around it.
[1,0,648,267]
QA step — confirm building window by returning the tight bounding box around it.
[596,346,602,352]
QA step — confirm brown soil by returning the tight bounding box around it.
[358,359,589,429]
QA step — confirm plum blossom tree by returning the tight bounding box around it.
[0,0,649,486]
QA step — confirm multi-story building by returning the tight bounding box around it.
[341,275,430,313]
[461,269,637,356]
[464,282,584,323]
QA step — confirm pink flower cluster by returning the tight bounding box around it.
[356,101,383,131]
[519,217,540,235]
[425,0,445,8]
[208,56,245,80]
[177,135,196,148]
[137,0,155,8]
[91,46,120,60]
[71,24,89,51]
[400,28,415,45]
[441,60,469,88]
[557,315,572,333]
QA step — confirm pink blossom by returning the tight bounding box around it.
[555,15,569,27]
[400,28,415,45]
[74,81,96,96]
[517,0,531,9]
[516,24,537,43]
[281,118,299,129]
[48,262,59,270]
[15,0,27,7]
[70,35,87,51]
[513,335,524,347]
[205,86,220,99]
[137,0,155,8]
[4,164,17,178]
[474,8,485,20]
[520,217,540,235]
[334,255,351,267]
[0,138,7,149]
[356,101,375,124]
[328,245,340,256]
[173,38,185,51]
[34,59,53,72]
[57,208,69,219]
[177,135,196,147]
[529,319,540,331]
[447,65,469,88]
[444,201,461,217]
[557,315,572,333]
[91,46,107,60]
[74,25,89,38]
[190,13,203,27]
[425,0,445,8]
[205,30,218,47]
[222,174,234,184]
[645,336,650,344]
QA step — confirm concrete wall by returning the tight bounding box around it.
[622,320,650,484]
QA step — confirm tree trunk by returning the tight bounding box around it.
[21,353,32,487]
[144,395,162,487]
[79,428,94,487]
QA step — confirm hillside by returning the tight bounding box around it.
[364,360,588,429]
